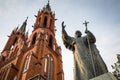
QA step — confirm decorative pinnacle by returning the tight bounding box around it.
[25,17,28,22]
[19,17,28,32]
[46,0,51,11]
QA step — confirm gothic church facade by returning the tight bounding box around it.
[0,2,64,80]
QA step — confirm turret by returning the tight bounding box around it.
[33,1,55,34]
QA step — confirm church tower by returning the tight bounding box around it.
[0,1,64,80]
[0,18,28,80]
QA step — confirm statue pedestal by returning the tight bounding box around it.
[90,72,117,80]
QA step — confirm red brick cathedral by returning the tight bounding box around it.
[0,1,64,80]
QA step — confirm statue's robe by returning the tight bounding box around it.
[62,29,108,80]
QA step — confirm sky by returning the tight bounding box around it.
[0,0,120,80]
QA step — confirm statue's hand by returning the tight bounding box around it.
[85,28,88,33]
[62,21,66,30]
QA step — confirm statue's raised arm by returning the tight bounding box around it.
[61,21,75,51]
[62,21,67,37]
[62,21,66,31]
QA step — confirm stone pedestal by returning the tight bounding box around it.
[90,72,117,80]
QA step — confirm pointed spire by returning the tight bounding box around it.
[19,17,28,33]
[45,0,51,11]
[25,29,29,40]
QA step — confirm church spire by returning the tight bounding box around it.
[46,0,51,11]
[19,17,28,33]
[42,0,51,12]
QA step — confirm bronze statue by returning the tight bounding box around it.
[62,21,108,80]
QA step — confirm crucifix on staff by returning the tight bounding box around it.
[83,20,96,77]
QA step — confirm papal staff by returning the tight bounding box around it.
[83,21,96,76]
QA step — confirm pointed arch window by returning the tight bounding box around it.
[14,76,17,80]
[10,46,19,58]
[10,37,18,50]
[39,18,41,22]
[23,54,31,72]
[38,18,41,27]
[53,45,56,51]
[31,33,37,45]
[20,41,25,50]
[13,37,18,45]
[45,34,48,41]
[39,18,41,24]
[44,55,54,80]
[43,16,47,27]
[44,58,48,73]
[48,35,53,49]
[37,32,41,39]
[50,19,52,28]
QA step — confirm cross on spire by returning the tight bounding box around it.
[83,20,89,28]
